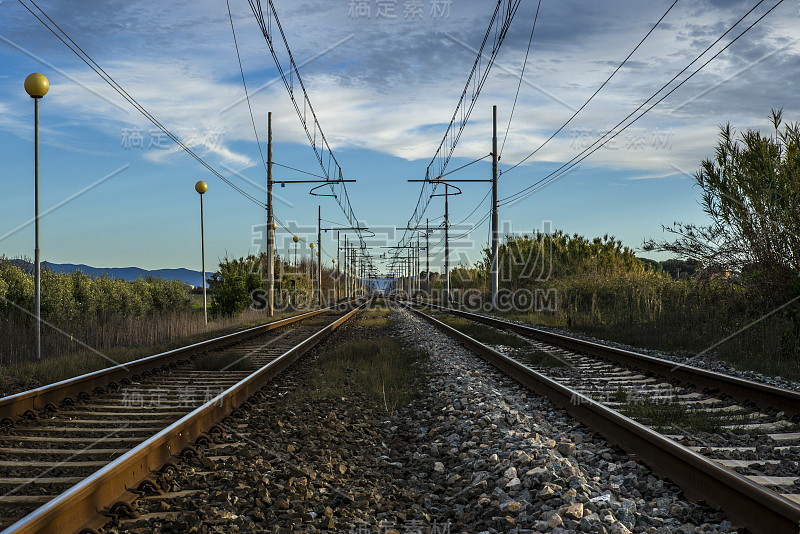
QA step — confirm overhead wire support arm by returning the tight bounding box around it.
[408,179,492,183]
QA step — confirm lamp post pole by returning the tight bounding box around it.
[195,181,209,325]
[25,73,49,359]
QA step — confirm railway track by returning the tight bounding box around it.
[404,300,800,534]
[0,301,364,534]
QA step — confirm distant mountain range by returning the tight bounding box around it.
[17,261,205,287]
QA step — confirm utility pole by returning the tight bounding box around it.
[416,231,421,295]
[317,205,322,307]
[426,218,430,295]
[336,231,340,302]
[491,105,499,310]
[267,112,275,317]
[407,248,411,297]
[444,184,450,303]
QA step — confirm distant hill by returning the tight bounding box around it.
[36,262,206,287]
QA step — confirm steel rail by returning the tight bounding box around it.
[2,301,366,534]
[419,301,800,418]
[0,303,355,425]
[403,302,800,534]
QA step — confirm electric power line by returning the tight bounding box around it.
[226,0,268,179]
[502,0,682,174]
[499,0,781,207]
[19,0,267,210]
[499,0,542,158]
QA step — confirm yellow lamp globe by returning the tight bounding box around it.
[271,221,278,230]
[195,181,208,194]
[24,73,49,98]
[310,243,315,249]
[293,235,299,243]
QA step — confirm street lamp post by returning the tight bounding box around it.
[25,73,49,360]
[195,181,208,325]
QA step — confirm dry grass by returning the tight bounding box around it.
[358,307,396,329]
[0,308,303,397]
[299,337,427,414]
[616,396,750,434]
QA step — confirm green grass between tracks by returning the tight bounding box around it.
[294,308,427,414]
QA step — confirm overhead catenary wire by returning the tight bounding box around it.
[437,154,492,179]
[502,0,682,174]
[246,0,372,263]
[499,0,542,158]
[499,0,784,208]
[401,0,522,250]
[272,161,328,180]
[18,0,267,210]
[226,0,269,178]
[392,0,522,274]
[455,188,492,226]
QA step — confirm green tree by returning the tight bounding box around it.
[644,110,800,294]
[208,256,263,316]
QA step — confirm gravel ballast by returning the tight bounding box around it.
[466,310,800,393]
[104,307,738,533]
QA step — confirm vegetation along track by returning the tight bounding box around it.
[0,300,365,534]
[405,300,800,534]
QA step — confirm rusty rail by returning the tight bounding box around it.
[2,301,365,534]
[419,301,800,418]
[404,302,800,534]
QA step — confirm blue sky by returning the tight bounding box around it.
[1,0,798,274]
